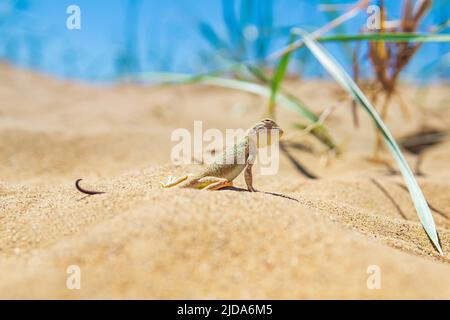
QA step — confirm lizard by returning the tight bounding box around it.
[160,119,284,191]
[74,119,283,196]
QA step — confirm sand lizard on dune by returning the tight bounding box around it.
[160,119,284,191]
[75,119,283,195]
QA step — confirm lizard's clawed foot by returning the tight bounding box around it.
[160,175,176,187]
[197,177,233,190]
[160,175,188,188]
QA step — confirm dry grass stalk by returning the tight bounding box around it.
[369,0,432,161]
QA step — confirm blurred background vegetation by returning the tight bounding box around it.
[0,0,448,82]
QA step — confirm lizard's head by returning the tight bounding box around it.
[250,118,284,148]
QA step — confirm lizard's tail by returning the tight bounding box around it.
[160,175,188,188]
[75,179,105,196]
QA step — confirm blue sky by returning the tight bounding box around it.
[0,0,448,82]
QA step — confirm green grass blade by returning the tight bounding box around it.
[135,72,319,122]
[268,34,296,118]
[135,71,336,150]
[245,65,337,149]
[293,123,337,150]
[296,29,443,255]
[317,32,450,43]
[244,63,271,83]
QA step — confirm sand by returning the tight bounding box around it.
[0,63,449,299]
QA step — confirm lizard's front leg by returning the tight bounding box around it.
[244,163,256,192]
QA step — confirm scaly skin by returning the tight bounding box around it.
[161,119,283,191]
